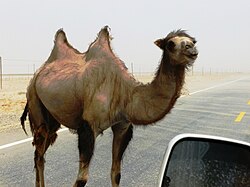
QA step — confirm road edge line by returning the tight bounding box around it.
[0,128,68,150]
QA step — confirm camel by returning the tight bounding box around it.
[20,26,198,187]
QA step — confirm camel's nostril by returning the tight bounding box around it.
[191,49,198,56]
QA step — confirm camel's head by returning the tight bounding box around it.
[155,30,198,66]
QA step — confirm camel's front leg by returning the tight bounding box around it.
[111,123,133,187]
[74,120,95,187]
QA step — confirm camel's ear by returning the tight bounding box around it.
[154,39,165,50]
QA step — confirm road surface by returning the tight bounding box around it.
[0,75,250,187]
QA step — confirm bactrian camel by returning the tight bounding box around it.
[20,26,198,187]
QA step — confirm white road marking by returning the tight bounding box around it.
[0,77,247,150]
[181,77,246,97]
[0,128,68,150]
[0,137,33,150]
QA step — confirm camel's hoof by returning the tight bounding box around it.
[74,180,87,187]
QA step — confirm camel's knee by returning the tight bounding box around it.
[32,122,58,148]
[32,124,48,147]
[32,124,57,170]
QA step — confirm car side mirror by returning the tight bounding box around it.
[158,134,250,187]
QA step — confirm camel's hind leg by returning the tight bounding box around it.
[28,98,60,187]
[111,123,133,187]
[74,120,95,187]
[33,124,49,187]
[33,122,60,187]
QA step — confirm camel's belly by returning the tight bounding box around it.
[41,95,83,128]
[36,76,84,128]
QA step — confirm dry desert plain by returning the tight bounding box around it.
[0,72,246,134]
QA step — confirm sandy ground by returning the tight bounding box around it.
[0,77,30,133]
[0,72,246,133]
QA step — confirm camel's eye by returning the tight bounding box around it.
[193,40,197,44]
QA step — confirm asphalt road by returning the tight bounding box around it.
[0,75,250,187]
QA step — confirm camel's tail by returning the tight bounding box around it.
[20,102,28,135]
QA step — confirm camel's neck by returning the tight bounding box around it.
[126,54,186,125]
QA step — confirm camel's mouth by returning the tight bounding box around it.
[185,47,198,61]
[184,53,198,66]
[187,53,198,60]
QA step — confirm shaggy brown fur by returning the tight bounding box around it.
[21,26,198,187]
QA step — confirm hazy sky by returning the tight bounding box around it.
[0,0,250,74]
